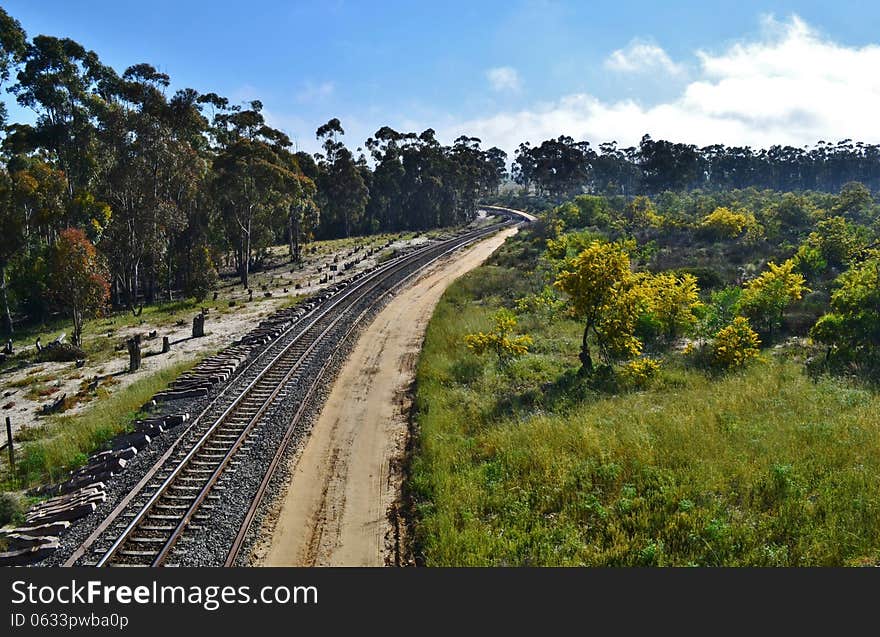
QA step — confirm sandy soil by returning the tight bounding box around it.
[256,227,517,566]
[0,233,432,440]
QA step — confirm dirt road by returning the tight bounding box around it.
[257,227,517,566]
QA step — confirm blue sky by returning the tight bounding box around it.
[5,1,880,154]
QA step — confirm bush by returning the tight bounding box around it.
[36,342,86,362]
[184,244,219,301]
[713,317,761,370]
[675,266,725,291]
[619,357,661,388]
[0,492,24,526]
[699,207,762,241]
[810,255,880,378]
[464,309,533,366]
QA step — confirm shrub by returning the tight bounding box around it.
[713,317,761,369]
[0,492,24,526]
[810,255,880,378]
[675,266,725,291]
[738,259,808,337]
[793,243,827,281]
[619,357,661,388]
[514,286,564,317]
[36,342,86,362]
[464,309,533,366]
[699,207,762,241]
[642,272,702,342]
[184,244,219,301]
[807,216,865,268]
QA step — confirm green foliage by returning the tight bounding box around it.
[183,243,218,301]
[544,228,604,262]
[738,259,808,336]
[514,286,564,318]
[464,309,533,366]
[806,216,864,268]
[68,190,112,241]
[713,317,761,370]
[770,192,819,229]
[556,195,612,229]
[0,491,24,525]
[697,286,743,339]
[793,243,828,280]
[625,195,663,228]
[810,255,880,378]
[832,181,876,224]
[641,271,702,341]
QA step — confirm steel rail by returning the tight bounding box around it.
[77,221,509,567]
[223,221,516,565]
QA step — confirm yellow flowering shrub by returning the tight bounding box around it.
[619,357,662,387]
[465,309,533,366]
[712,317,761,369]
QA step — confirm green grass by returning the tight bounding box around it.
[411,249,880,566]
[3,358,201,488]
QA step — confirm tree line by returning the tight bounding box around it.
[513,134,880,200]
[0,8,507,339]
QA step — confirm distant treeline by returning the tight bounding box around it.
[512,135,880,199]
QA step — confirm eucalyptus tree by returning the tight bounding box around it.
[11,35,114,198]
[483,146,508,195]
[0,7,27,127]
[0,169,22,333]
[211,100,304,287]
[315,118,368,237]
[514,136,592,200]
[96,64,207,310]
[365,126,406,231]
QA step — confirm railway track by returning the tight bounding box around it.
[64,219,518,567]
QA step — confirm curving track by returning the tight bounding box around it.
[64,217,524,567]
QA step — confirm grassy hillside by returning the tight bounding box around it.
[410,235,880,566]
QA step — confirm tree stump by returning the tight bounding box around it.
[127,338,142,372]
[192,312,206,338]
[162,336,170,353]
[3,339,12,355]
[213,291,218,301]
[248,289,253,302]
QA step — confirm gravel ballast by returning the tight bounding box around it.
[33,222,507,567]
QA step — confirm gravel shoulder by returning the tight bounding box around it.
[254,228,517,566]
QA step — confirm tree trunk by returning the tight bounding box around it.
[133,262,139,309]
[287,208,296,261]
[240,220,251,288]
[578,321,594,376]
[0,264,13,335]
[72,308,82,348]
[293,215,301,262]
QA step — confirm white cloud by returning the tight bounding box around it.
[605,40,684,76]
[296,81,335,104]
[441,16,880,155]
[486,66,522,92]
